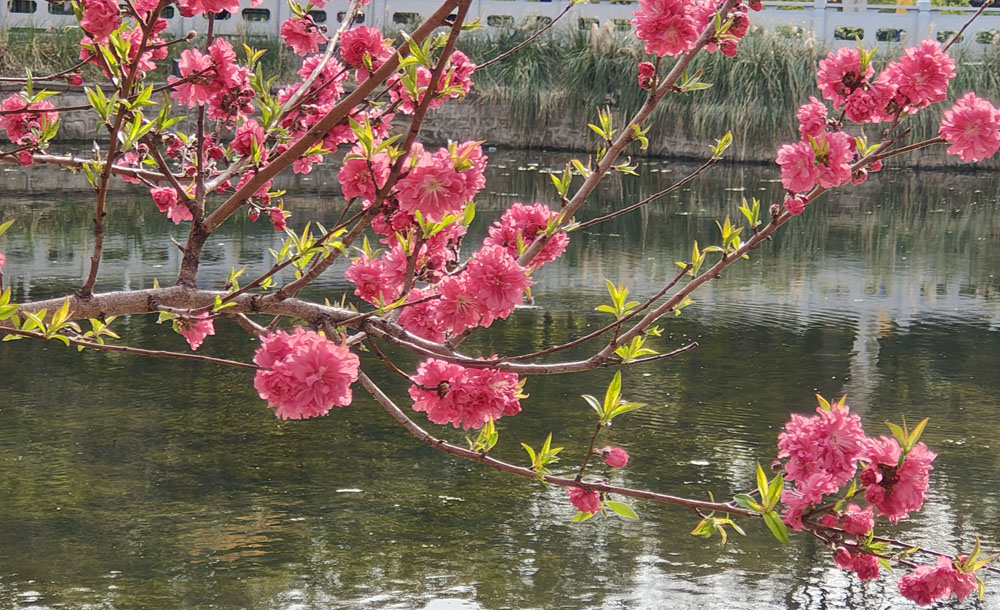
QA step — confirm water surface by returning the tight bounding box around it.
[1,154,1000,609]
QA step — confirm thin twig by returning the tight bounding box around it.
[359,372,758,516]
[572,158,719,232]
[477,0,578,70]
[0,326,258,369]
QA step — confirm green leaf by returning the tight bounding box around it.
[762,511,790,544]
[906,417,929,451]
[0,219,13,237]
[885,421,906,445]
[582,394,603,416]
[571,510,594,522]
[733,494,763,512]
[767,470,784,507]
[756,462,769,500]
[608,401,644,419]
[605,500,638,519]
[690,518,714,538]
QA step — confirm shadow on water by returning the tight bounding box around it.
[1,152,1000,608]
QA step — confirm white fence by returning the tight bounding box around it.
[1,0,998,50]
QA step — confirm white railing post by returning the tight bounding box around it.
[916,0,932,41]
[813,0,829,44]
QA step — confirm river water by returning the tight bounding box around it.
[1,152,1000,609]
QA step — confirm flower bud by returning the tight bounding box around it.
[600,446,629,467]
[784,195,806,216]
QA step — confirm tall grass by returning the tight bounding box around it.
[4,22,999,158]
[461,26,1000,157]
[0,27,294,81]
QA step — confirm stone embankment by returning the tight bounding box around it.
[0,82,977,195]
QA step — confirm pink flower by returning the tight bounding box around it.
[883,40,955,110]
[177,312,215,351]
[776,140,818,194]
[408,359,522,429]
[843,87,881,123]
[898,556,977,606]
[816,47,872,107]
[150,186,177,213]
[339,151,390,203]
[345,255,400,305]
[0,252,5,273]
[796,97,828,138]
[814,131,854,189]
[67,73,83,87]
[232,119,266,157]
[784,195,806,216]
[632,0,699,58]
[395,153,469,222]
[0,96,58,144]
[176,0,238,16]
[778,402,867,489]
[839,503,874,536]
[939,92,1000,163]
[397,288,446,343]
[568,487,602,514]
[834,548,880,581]
[253,328,360,420]
[269,208,287,232]
[780,470,840,529]
[484,202,569,267]
[340,26,390,68]
[464,245,533,327]
[80,0,120,42]
[862,439,935,523]
[601,446,630,467]
[296,55,347,106]
[432,275,484,335]
[150,187,193,225]
[282,17,324,56]
[166,203,194,224]
[169,49,215,108]
[637,61,656,90]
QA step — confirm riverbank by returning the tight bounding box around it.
[2,29,998,166]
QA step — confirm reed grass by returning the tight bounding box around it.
[3,22,998,158]
[0,27,294,81]
[460,25,1000,156]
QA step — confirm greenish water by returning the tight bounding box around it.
[2,154,1000,609]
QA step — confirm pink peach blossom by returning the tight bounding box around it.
[484,202,568,266]
[898,556,977,606]
[816,47,872,107]
[784,195,806,216]
[862,439,935,523]
[839,503,874,536]
[834,548,880,581]
[883,40,955,110]
[345,255,401,305]
[80,0,120,42]
[601,446,630,467]
[464,245,533,327]
[408,358,522,429]
[632,0,699,58]
[253,328,360,420]
[939,92,1000,163]
[776,140,818,194]
[177,312,215,351]
[568,487,602,514]
[796,97,828,138]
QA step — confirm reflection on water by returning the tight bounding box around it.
[1,153,1000,608]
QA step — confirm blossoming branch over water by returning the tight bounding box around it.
[0,0,999,605]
